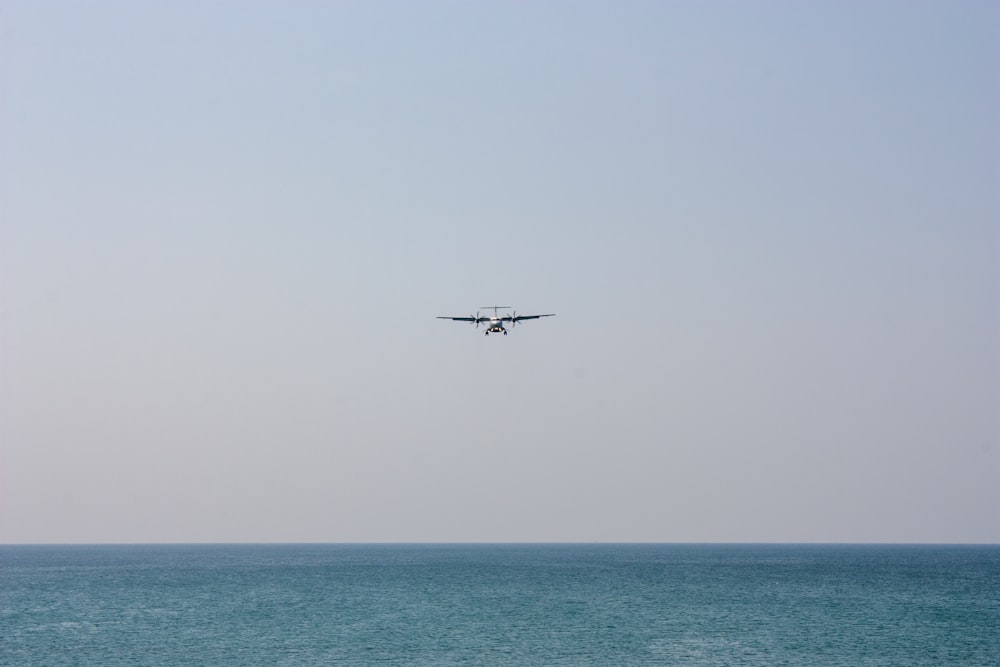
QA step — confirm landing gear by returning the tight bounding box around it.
[503,330,507,335]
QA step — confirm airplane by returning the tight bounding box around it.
[437,305,555,336]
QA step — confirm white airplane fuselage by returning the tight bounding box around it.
[484,318,507,335]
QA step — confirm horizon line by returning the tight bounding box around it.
[3,540,998,547]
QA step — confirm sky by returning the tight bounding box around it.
[1,0,997,544]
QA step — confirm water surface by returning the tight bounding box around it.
[2,544,997,665]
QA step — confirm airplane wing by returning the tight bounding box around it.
[436,316,479,321]
[507,314,556,322]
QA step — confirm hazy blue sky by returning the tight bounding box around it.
[1,1,997,543]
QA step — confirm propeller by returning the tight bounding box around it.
[508,310,518,327]
[472,312,481,328]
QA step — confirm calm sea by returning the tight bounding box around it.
[1,544,997,666]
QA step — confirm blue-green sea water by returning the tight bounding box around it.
[2,544,997,666]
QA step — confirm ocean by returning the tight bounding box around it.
[1,544,997,665]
